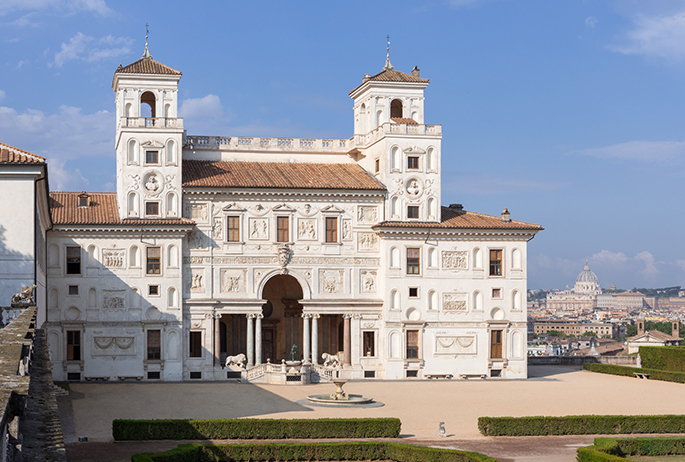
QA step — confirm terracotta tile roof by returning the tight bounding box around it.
[375,207,543,230]
[350,68,429,95]
[115,57,181,76]
[0,142,45,165]
[50,192,193,226]
[183,160,386,191]
[390,117,418,124]
[626,330,681,342]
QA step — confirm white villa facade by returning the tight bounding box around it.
[41,48,542,383]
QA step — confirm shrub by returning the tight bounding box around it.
[640,346,685,373]
[113,417,401,441]
[583,362,685,384]
[478,415,685,436]
[131,442,498,462]
[576,437,685,462]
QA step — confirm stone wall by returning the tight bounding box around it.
[528,355,640,367]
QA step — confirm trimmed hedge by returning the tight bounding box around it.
[478,414,685,436]
[583,362,685,384]
[640,346,685,373]
[131,442,498,462]
[113,417,401,441]
[577,437,685,461]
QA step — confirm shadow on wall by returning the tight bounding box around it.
[0,224,34,307]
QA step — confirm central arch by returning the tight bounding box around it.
[261,274,304,362]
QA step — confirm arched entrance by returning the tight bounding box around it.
[262,275,303,362]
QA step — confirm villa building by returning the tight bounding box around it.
[34,46,543,382]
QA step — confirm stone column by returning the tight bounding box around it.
[246,314,255,367]
[311,314,319,365]
[302,313,311,363]
[343,314,352,366]
[214,313,221,367]
[255,314,263,365]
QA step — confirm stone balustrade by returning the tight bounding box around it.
[184,123,441,153]
[119,117,183,129]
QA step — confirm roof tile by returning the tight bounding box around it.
[50,192,193,226]
[0,142,45,165]
[182,160,386,191]
[115,57,181,76]
[375,207,543,231]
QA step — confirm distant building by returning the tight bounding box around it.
[625,319,682,354]
[546,263,601,313]
[533,319,614,338]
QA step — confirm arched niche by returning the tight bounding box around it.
[427,198,437,220]
[427,147,436,171]
[128,139,138,164]
[512,290,521,311]
[167,192,177,216]
[257,269,311,300]
[48,331,61,361]
[390,247,400,268]
[428,290,437,310]
[359,103,367,134]
[87,244,98,267]
[473,291,483,311]
[166,139,176,165]
[511,330,524,359]
[130,245,140,268]
[131,287,141,309]
[512,248,522,269]
[49,288,58,310]
[388,331,401,359]
[474,247,482,269]
[405,307,421,321]
[390,289,400,310]
[391,146,400,170]
[391,196,399,218]
[87,288,96,308]
[168,287,177,308]
[140,91,156,118]
[48,244,59,268]
[490,307,504,320]
[390,99,403,118]
[428,247,437,267]
[166,330,180,360]
[127,191,139,217]
[167,244,178,268]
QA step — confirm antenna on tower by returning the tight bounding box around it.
[383,35,394,71]
[142,23,152,59]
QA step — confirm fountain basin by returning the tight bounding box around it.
[307,394,374,405]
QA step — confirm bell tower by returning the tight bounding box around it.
[112,38,183,221]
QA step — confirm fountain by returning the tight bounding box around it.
[307,380,374,405]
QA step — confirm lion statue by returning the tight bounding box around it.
[11,285,35,305]
[225,353,246,369]
[321,352,341,368]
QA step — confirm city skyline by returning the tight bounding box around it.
[1,0,685,289]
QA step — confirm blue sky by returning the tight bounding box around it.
[2,0,685,290]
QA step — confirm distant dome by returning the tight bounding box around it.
[574,262,601,295]
[576,263,599,285]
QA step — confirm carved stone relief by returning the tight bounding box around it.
[102,249,125,268]
[442,250,468,270]
[297,219,316,240]
[406,178,423,198]
[357,206,378,223]
[443,293,468,312]
[143,171,163,197]
[319,269,344,294]
[342,219,352,240]
[183,255,380,266]
[102,290,126,313]
[188,228,207,250]
[184,203,208,222]
[357,232,379,251]
[220,268,247,293]
[360,270,377,293]
[212,218,223,242]
[189,270,204,293]
[435,336,477,355]
[92,337,136,356]
[249,218,268,240]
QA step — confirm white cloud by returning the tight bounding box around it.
[585,16,598,29]
[589,250,661,283]
[609,11,685,61]
[635,251,659,279]
[569,140,685,162]
[0,0,112,17]
[180,94,224,120]
[51,32,132,67]
[0,103,113,190]
[591,250,629,265]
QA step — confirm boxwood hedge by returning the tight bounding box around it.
[113,417,401,441]
[478,414,685,436]
[131,441,498,462]
[640,346,685,373]
[583,362,685,384]
[577,437,685,462]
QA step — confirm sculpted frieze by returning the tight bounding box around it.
[102,249,125,268]
[183,256,380,266]
[249,218,268,240]
[357,206,378,223]
[188,228,208,250]
[443,293,468,312]
[358,232,379,251]
[435,336,477,355]
[184,203,208,222]
[297,219,317,240]
[342,219,352,240]
[360,270,377,294]
[442,250,468,270]
[102,290,126,313]
[320,269,345,294]
[220,269,247,293]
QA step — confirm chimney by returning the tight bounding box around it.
[637,319,645,336]
[412,66,420,78]
[449,203,464,212]
[363,74,370,82]
[673,320,680,338]
[501,208,511,223]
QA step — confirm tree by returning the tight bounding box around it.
[547,330,565,338]
[582,331,597,338]
[626,325,637,337]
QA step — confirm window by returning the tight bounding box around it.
[67,331,81,361]
[227,216,240,242]
[407,206,419,219]
[374,158,380,173]
[147,247,161,274]
[145,202,159,216]
[66,246,81,274]
[363,331,375,357]
[146,150,159,164]
[492,288,502,299]
[325,217,338,243]
[491,330,503,358]
[149,285,159,296]
[68,285,79,295]
[407,248,420,275]
[78,196,88,207]
[407,156,419,169]
[409,287,418,298]
[189,331,202,358]
[277,216,289,242]
[489,249,503,276]
[147,330,161,360]
[406,330,419,359]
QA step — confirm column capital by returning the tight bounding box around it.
[310,313,320,319]
[343,313,353,320]
[255,313,264,319]
[247,313,256,319]
[213,313,222,320]
[302,313,312,319]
